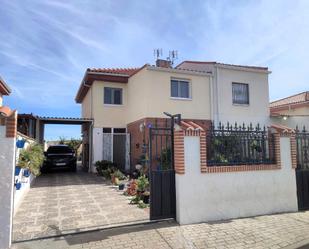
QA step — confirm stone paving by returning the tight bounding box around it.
[13,170,149,241]
[12,211,309,249]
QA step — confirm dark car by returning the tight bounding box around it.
[42,145,77,172]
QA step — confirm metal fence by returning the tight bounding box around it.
[296,126,309,170]
[206,123,276,166]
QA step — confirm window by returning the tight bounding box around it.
[104,87,122,105]
[171,79,190,99]
[232,83,249,105]
[103,127,112,133]
[113,128,126,133]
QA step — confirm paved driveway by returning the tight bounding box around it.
[12,211,309,249]
[13,170,148,241]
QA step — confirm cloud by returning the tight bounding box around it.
[1,0,309,139]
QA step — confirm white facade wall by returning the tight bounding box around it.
[14,133,36,214]
[175,136,298,225]
[214,67,270,126]
[92,127,103,172]
[0,126,16,249]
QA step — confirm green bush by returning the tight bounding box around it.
[112,169,126,180]
[95,160,117,178]
[137,175,149,192]
[18,143,44,176]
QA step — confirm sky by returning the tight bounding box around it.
[0,0,308,140]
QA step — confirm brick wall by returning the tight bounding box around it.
[127,117,211,172]
[173,125,294,174]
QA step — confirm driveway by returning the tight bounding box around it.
[13,170,149,241]
[12,211,309,249]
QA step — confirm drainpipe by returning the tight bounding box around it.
[213,66,220,126]
[209,75,214,125]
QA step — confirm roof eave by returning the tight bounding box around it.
[0,77,12,95]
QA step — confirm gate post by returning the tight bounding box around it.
[0,110,17,249]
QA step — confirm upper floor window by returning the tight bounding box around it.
[232,83,249,105]
[171,79,190,99]
[104,87,122,105]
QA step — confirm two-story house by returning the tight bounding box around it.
[75,60,271,173]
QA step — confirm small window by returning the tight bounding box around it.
[232,83,249,105]
[171,79,190,99]
[104,87,122,105]
[103,127,112,133]
[113,128,126,133]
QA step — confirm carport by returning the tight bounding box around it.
[18,115,94,172]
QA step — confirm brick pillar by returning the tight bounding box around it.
[200,131,207,173]
[273,133,281,168]
[6,111,17,138]
[290,134,297,169]
[174,130,185,174]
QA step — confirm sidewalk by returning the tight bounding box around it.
[12,211,309,249]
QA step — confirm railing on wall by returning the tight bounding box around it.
[206,122,276,166]
[295,126,309,170]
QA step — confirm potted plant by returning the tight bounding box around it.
[118,183,125,190]
[23,168,30,177]
[15,181,21,190]
[18,143,44,176]
[111,169,126,185]
[142,191,150,204]
[136,175,149,196]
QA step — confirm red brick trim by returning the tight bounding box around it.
[290,134,297,169]
[174,130,185,174]
[6,111,17,138]
[201,132,281,173]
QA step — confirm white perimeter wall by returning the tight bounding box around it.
[175,136,298,225]
[0,126,16,249]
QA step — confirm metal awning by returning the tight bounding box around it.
[38,116,93,125]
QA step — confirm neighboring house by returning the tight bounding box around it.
[76,59,272,173]
[17,113,38,140]
[270,91,309,129]
[0,76,11,107]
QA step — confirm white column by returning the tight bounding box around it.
[0,126,16,249]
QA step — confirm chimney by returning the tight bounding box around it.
[156,59,172,68]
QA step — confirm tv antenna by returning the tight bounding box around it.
[154,48,163,59]
[167,50,178,66]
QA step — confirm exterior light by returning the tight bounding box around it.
[283,116,288,120]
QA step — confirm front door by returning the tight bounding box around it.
[113,134,126,172]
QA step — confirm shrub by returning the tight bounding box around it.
[18,143,44,176]
[137,175,149,192]
[112,169,126,180]
[95,160,117,178]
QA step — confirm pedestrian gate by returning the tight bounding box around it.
[295,128,309,210]
[149,127,176,220]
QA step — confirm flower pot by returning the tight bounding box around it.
[16,139,26,148]
[23,169,30,177]
[118,183,125,190]
[15,182,21,190]
[142,194,150,204]
[15,166,21,176]
[136,190,144,197]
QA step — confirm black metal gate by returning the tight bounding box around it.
[149,127,176,220]
[295,127,309,210]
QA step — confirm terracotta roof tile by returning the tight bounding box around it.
[176,60,268,71]
[270,91,309,108]
[87,67,141,76]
